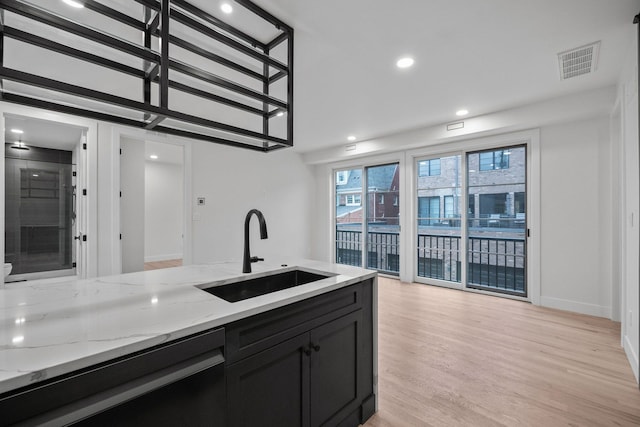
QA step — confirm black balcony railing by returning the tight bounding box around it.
[336,227,526,296]
[336,229,399,275]
[467,236,525,295]
[417,234,461,282]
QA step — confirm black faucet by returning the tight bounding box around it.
[243,209,268,273]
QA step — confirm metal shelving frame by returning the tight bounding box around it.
[0,0,294,152]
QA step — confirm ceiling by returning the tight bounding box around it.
[253,0,639,152]
[1,1,637,154]
[4,114,84,151]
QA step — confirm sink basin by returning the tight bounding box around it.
[199,269,334,303]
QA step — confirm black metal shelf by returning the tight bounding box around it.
[0,0,294,152]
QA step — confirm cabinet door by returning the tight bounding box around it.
[309,310,362,427]
[226,333,310,427]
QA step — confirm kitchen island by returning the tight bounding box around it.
[0,260,377,426]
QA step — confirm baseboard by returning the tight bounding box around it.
[539,296,611,318]
[144,254,182,263]
[623,335,639,384]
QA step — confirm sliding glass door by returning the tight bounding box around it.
[415,145,527,296]
[365,164,400,275]
[335,168,363,267]
[467,146,526,295]
[335,163,400,276]
[416,155,462,282]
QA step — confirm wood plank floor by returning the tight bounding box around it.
[143,259,182,271]
[363,277,640,427]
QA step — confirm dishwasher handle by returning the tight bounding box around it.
[24,349,225,427]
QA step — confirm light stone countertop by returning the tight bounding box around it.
[0,259,376,395]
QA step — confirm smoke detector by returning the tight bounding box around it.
[558,41,600,80]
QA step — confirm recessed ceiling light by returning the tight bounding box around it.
[276,111,284,117]
[455,109,469,116]
[221,3,233,13]
[150,154,158,160]
[10,129,23,134]
[347,135,357,142]
[62,0,84,8]
[396,57,414,69]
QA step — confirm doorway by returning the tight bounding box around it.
[4,115,86,281]
[120,138,185,273]
[414,145,528,297]
[334,162,401,276]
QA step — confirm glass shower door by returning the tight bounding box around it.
[5,151,75,278]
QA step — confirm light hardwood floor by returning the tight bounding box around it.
[364,277,640,427]
[143,259,182,271]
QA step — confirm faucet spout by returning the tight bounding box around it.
[243,209,268,273]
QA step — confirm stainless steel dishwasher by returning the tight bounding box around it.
[1,328,226,427]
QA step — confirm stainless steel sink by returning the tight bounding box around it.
[199,269,334,303]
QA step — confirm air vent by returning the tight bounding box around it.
[558,41,600,80]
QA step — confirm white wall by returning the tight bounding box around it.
[190,142,315,265]
[617,26,640,383]
[538,118,613,317]
[120,138,145,273]
[145,160,184,262]
[309,100,616,319]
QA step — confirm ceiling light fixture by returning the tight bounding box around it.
[276,111,284,117]
[10,128,23,134]
[150,154,158,160]
[347,135,357,142]
[221,3,233,14]
[62,0,85,8]
[396,57,414,69]
[456,109,468,116]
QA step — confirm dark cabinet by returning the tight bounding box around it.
[227,333,309,426]
[227,310,362,427]
[310,310,362,427]
[0,328,227,427]
[225,279,375,427]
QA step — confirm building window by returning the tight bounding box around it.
[336,170,349,185]
[418,158,441,176]
[393,195,399,206]
[346,194,361,206]
[418,196,440,225]
[378,194,384,204]
[479,150,510,171]
[444,195,454,218]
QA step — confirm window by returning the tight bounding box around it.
[444,195,454,218]
[418,158,441,176]
[378,194,384,204]
[418,196,440,225]
[393,195,399,206]
[479,193,507,216]
[346,194,361,206]
[479,150,510,171]
[336,170,348,185]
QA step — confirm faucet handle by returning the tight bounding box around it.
[250,256,264,263]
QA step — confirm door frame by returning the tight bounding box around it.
[0,103,98,282]
[330,152,407,281]
[406,129,540,304]
[110,125,193,275]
